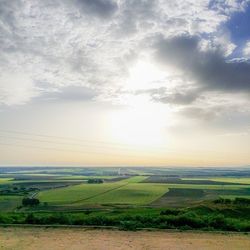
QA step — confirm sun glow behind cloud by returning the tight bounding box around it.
[108,101,172,148]
[106,58,175,148]
[125,59,169,91]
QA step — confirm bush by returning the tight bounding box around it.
[1,205,250,232]
[47,214,72,225]
[207,214,224,227]
[84,210,92,215]
[173,214,206,229]
[160,209,181,216]
[213,198,232,204]
[0,214,11,224]
[87,179,103,184]
[25,213,37,224]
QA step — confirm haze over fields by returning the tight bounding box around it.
[0,0,250,167]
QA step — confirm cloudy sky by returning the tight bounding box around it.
[0,0,250,167]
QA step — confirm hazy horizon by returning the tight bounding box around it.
[0,164,250,168]
[1,0,250,167]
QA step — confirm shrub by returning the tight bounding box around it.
[213,198,232,204]
[25,213,37,224]
[160,209,181,216]
[87,179,104,184]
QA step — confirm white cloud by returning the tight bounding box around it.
[243,41,250,57]
[0,72,38,106]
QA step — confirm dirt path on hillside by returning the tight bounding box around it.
[1,227,250,250]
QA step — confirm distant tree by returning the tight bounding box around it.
[87,179,104,184]
[213,198,232,204]
[22,198,40,206]
[234,197,250,205]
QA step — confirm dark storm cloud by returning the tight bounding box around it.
[155,35,250,93]
[75,0,118,18]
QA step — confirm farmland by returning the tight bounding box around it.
[0,195,22,212]
[80,183,169,205]
[1,167,250,232]
[183,177,250,185]
[37,176,152,206]
[1,167,250,211]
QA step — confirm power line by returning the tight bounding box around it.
[0,128,170,151]
[0,134,171,155]
[0,128,225,157]
[0,134,160,153]
[0,142,167,160]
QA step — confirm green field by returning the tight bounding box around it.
[79,183,169,205]
[2,167,250,232]
[38,182,125,205]
[2,168,250,212]
[37,176,250,207]
[38,176,151,206]
[55,175,119,180]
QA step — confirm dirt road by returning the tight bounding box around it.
[1,227,249,250]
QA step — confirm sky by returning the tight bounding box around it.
[0,0,250,167]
